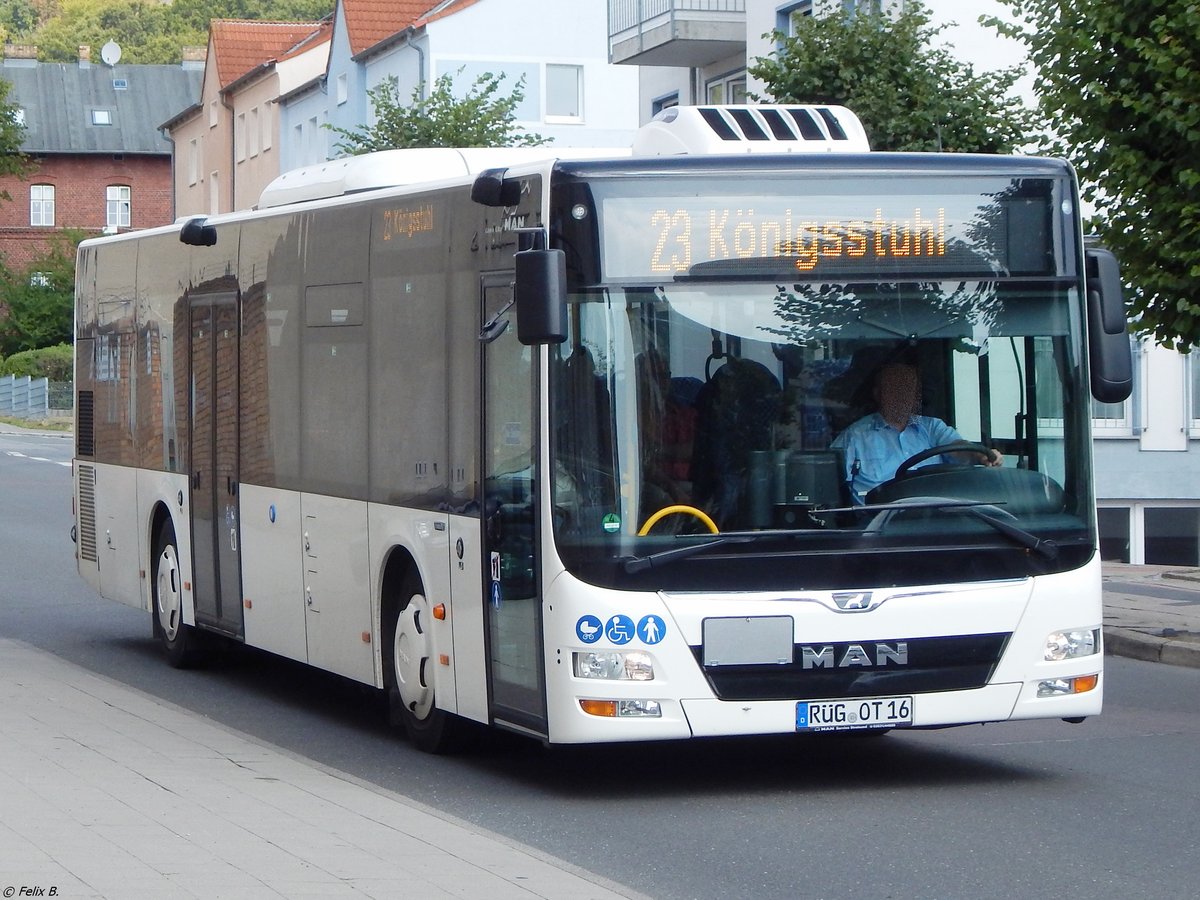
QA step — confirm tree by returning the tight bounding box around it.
[0,76,31,201]
[0,230,81,357]
[329,70,546,155]
[990,0,1200,350]
[749,1,1038,153]
[12,0,335,65]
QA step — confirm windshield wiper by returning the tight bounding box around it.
[815,497,1059,560]
[622,536,755,574]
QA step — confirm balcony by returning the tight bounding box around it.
[609,0,747,68]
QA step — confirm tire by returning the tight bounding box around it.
[151,521,203,668]
[384,570,463,753]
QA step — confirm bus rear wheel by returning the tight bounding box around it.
[385,571,462,753]
[151,521,203,668]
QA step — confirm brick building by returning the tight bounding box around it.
[0,44,202,272]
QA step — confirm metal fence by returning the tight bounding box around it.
[0,375,73,419]
[609,0,745,34]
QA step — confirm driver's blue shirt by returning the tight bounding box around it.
[831,413,963,504]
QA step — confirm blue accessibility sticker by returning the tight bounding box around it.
[576,615,603,644]
[605,614,635,645]
[637,615,666,645]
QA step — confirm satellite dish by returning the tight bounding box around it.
[101,41,122,67]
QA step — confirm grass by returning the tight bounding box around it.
[0,415,73,432]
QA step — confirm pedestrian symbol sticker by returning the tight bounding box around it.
[605,614,635,645]
[637,615,666,645]
[576,615,603,644]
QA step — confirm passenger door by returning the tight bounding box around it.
[480,274,547,736]
[188,291,244,637]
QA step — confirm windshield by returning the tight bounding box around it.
[548,167,1095,591]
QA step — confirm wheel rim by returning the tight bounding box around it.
[156,543,183,642]
[393,592,433,721]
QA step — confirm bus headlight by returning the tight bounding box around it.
[573,650,654,681]
[1044,628,1100,661]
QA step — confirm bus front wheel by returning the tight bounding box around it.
[385,571,462,753]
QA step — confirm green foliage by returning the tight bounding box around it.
[2,0,334,64]
[329,70,546,154]
[0,76,31,198]
[0,230,82,357]
[0,342,72,379]
[990,0,1200,350]
[749,0,1039,153]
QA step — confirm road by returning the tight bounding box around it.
[3,429,1199,899]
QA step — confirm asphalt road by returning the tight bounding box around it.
[3,429,1199,900]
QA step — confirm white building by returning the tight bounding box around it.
[280,0,640,172]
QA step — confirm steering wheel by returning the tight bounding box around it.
[894,442,993,478]
[638,504,719,536]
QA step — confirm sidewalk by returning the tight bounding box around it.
[0,638,641,900]
[1102,562,1200,668]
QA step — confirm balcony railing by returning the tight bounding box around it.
[608,0,747,68]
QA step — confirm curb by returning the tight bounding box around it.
[1105,627,1200,669]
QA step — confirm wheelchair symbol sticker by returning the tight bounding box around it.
[637,615,666,644]
[576,615,603,644]
[605,615,635,645]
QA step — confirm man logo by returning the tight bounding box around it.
[800,642,909,669]
[832,591,881,612]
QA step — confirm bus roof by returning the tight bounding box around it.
[255,105,870,210]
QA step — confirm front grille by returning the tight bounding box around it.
[693,633,1010,701]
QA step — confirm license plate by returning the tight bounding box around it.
[796,696,913,731]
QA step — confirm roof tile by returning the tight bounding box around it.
[342,0,479,57]
[210,20,325,88]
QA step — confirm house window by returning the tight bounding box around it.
[652,93,679,117]
[29,271,51,287]
[209,100,219,127]
[91,109,113,125]
[249,107,259,157]
[706,72,747,105]
[106,185,131,228]
[262,103,273,151]
[777,1,814,35]
[336,73,348,106]
[1093,396,1131,432]
[547,64,583,120]
[30,184,55,226]
[188,139,199,186]
[235,113,246,162]
[1189,353,1200,432]
[842,0,884,15]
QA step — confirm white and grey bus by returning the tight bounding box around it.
[72,106,1132,751]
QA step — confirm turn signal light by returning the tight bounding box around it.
[1037,674,1099,697]
[580,700,617,717]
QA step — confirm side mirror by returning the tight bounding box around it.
[514,249,567,345]
[1085,247,1132,403]
[471,168,522,208]
[180,217,217,247]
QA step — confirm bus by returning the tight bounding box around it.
[72,105,1132,752]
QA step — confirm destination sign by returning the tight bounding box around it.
[600,190,1055,281]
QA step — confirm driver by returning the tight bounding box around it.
[831,362,1003,504]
